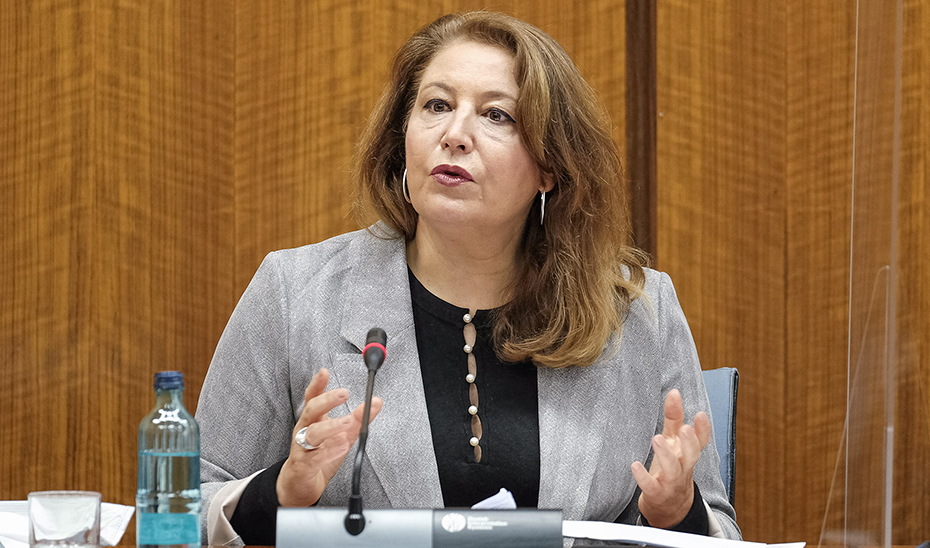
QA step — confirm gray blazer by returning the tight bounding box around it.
[196,225,741,540]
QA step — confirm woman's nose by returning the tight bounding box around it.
[441,112,474,153]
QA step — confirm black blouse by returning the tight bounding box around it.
[409,267,541,508]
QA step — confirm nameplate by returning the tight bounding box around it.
[276,508,563,548]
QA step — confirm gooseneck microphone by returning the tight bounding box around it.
[276,325,560,547]
[345,327,387,536]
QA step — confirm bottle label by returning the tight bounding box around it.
[138,513,199,544]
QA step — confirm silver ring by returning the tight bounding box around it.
[294,426,318,451]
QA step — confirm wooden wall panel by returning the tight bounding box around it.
[92,0,236,513]
[658,0,929,543]
[0,2,235,543]
[1,0,99,496]
[5,0,926,543]
[784,1,855,542]
[3,0,629,538]
[843,0,900,541]
[233,0,414,289]
[656,1,789,541]
[895,0,930,536]
[233,0,629,289]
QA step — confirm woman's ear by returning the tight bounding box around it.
[541,172,555,193]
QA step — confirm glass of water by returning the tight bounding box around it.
[28,491,101,548]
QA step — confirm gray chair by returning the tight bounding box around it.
[702,367,739,506]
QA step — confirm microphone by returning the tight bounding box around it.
[345,327,387,535]
[275,325,562,547]
[362,327,387,372]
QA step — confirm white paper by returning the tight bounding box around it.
[470,488,518,510]
[0,512,28,548]
[0,501,134,548]
[562,520,806,548]
[98,503,135,546]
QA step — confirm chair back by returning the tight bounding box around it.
[702,367,739,506]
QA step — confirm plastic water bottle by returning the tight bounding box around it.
[136,371,201,548]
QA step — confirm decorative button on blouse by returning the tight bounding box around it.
[463,311,482,461]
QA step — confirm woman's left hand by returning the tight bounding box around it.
[631,388,711,529]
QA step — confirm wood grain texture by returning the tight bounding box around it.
[2,0,628,537]
[1,0,99,498]
[842,0,901,542]
[656,1,788,541]
[784,0,855,542]
[232,0,629,288]
[895,0,930,537]
[3,0,926,543]
[92,0,236,511]
[658,0,929,543]
[0,1,235,543]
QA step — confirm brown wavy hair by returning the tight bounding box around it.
[353,11,646,368]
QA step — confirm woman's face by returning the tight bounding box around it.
[404,40,551,239]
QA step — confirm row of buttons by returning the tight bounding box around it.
[463,313,482,460]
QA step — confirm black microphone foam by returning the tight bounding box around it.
[363,327,387,371]
[366,327,387,346]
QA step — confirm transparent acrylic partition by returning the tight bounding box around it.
[818,0,902,547]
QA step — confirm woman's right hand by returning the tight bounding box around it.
[276,368,384,507]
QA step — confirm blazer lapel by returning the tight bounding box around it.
[330,230,444,509]
[537,351,615,519]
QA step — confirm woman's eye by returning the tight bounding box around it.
[487,108,516,124]
[425,99,450,113]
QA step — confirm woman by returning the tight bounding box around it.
[197,11,741,545]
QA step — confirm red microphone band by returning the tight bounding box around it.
[363,342,386,357]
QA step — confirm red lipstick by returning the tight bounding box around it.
[430,164,473,186]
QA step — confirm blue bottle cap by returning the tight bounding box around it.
[154,371,184,390]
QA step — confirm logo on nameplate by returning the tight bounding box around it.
[440,512,466,533]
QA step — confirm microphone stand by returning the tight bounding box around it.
[345,327,386,535]
[345,367,377,535]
